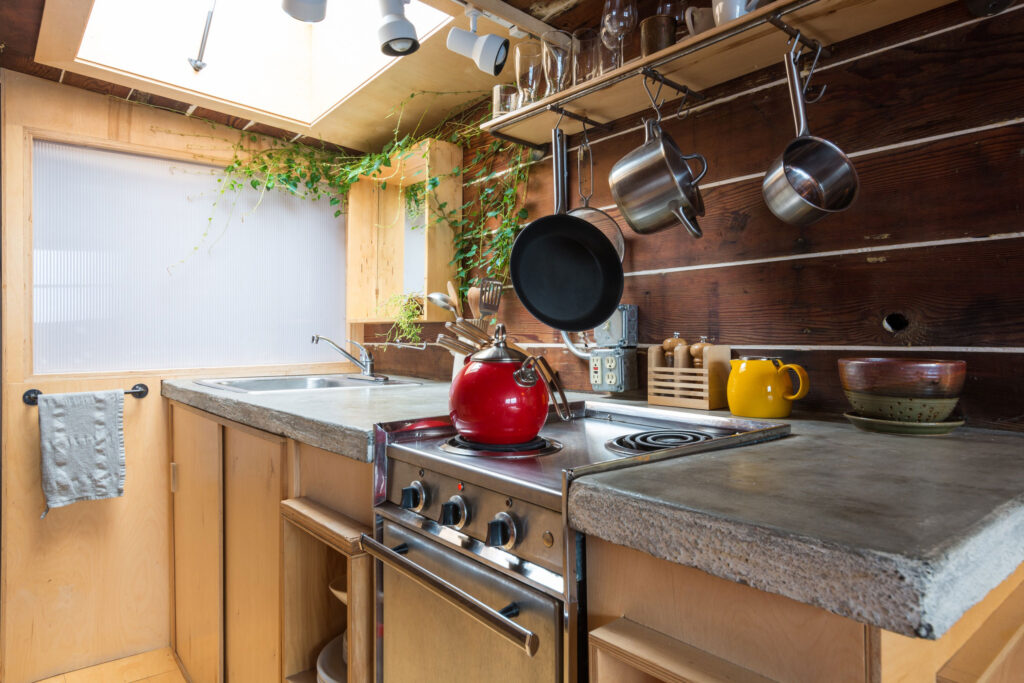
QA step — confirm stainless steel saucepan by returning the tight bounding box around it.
[762,40,859,226]
[609,116,707,238]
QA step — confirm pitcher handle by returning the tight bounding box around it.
[779,363,810,401]
[680,152,709,184]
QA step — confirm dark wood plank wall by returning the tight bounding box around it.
[374,2,1024,432]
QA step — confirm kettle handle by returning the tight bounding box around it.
[522,356,573,421]
[779,363,810,401]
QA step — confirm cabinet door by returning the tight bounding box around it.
[171,405,224,683]
[224,425,288,682]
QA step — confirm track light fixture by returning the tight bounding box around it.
[446,8,509,76]
[379,0,420,56]
[282,0,327,23]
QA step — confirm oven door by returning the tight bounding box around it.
[366,520,562,682]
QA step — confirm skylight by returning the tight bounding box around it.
[76,0,451,126]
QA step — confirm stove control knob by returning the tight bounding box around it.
[400,480,426,512]
[440,496,469,529]
[486,511,518,550]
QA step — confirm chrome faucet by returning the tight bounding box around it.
[311,335,387,381]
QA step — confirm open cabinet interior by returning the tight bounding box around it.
[282,498,373,683]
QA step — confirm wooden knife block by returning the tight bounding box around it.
[647,345,731,410]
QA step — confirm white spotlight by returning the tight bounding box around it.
[446,9,509,76]
[282,0,326,23]
[379,0,420,56]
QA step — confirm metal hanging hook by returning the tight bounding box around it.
[800,42,827,103]
[787,30,827,105]
[674,90,691,121]
[642,76,665,122]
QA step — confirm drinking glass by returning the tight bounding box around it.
[572,28,600,85]
[492,84,518,117]
[601,0,638,65]
[542,30,573,96]
[514,41,543,107]
[656,0,688,40]
[598,27,621,73]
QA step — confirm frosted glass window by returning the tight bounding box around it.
[32,140,346,373]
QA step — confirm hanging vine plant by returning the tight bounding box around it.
[213,92,534,292]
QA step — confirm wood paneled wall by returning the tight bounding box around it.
[372,2,1024,432]
[0,70,353,682]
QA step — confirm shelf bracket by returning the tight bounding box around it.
[488,130,549,155]
[546,105,613,132]
[640,68,707,104]
[767,14,832,59]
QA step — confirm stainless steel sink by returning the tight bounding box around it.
[195,374,421,393]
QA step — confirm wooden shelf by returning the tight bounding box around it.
[589,618,774,683]
[281,497,371,557]
[480,0,955,146]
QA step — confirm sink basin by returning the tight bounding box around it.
[196,374,421,393]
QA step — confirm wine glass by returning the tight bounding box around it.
[601,0,638,66]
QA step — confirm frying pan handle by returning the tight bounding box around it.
[552,127,568,214]
[526,356,573,422]
[680,152,708,184]
[670,203,703,239]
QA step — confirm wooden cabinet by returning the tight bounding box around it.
[171,403,287,682]
[586,538,1024,683]
[345,138,462,324]
[171,405,225,683]
[280,497,373,683]
[170,403,375,683]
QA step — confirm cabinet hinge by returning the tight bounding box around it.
[170,462,178,493]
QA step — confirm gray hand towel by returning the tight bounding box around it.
[38,390,125,518]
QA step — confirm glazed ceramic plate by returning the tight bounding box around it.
[844,412,964,436]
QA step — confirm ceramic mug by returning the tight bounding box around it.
[713,0,759,25]
[684,7,715,36]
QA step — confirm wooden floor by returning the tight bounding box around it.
[36,648,186,683]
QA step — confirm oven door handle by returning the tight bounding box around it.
[360,533,540,657]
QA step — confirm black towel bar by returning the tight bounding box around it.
[23,383,149,406]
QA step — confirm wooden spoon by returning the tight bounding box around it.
[446,281,462,317]
[466,286,481,320]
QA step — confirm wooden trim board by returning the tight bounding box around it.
[590,617,776,683]
[280,497,370,557]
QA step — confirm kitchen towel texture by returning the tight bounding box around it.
[38,390,125,517]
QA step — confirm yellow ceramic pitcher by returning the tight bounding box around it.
[727,356,809,418]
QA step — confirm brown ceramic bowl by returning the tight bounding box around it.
[837,358,966,399]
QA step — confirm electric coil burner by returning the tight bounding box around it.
[606,428,716,455]
[368,401,791,683]
[440,435,563,458]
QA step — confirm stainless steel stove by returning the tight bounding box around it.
[364,401,790,683]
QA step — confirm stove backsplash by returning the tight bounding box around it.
[365,4,1024,432]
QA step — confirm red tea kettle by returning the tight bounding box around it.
[449,324,572,445]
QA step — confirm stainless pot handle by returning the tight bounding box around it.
[360,533,540,657]
[785,40,811,138]
[680,152,709,184]
[670,202,703,239]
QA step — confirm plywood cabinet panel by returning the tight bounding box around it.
[171,404,224,683]
[224,426,288,683]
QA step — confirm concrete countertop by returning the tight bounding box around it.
[568,417,1024,639]
[162,376,456,461]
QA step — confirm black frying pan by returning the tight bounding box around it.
[510,213,624,332]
